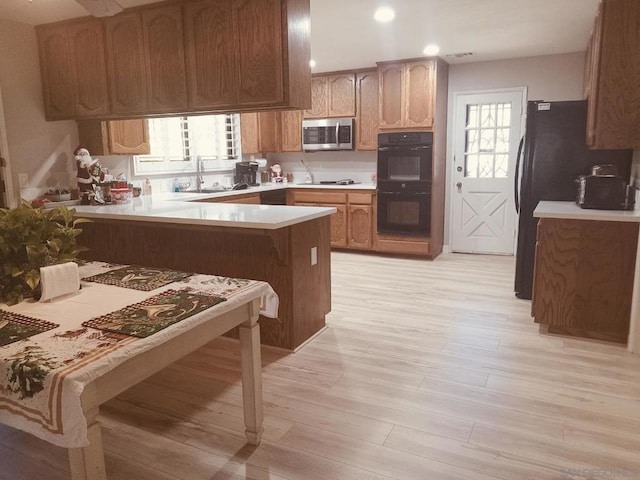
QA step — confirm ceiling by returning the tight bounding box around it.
[0,0,598,72]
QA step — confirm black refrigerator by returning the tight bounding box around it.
[514,100,633,300]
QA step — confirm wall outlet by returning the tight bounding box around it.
[310,246,317,266]
[18,173,28,188]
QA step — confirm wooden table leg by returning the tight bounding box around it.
[68,408,107,480]
[239,299,264,445]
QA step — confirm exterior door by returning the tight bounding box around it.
[450,90,524,254]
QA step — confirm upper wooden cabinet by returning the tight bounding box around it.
[585,0,640,149]
[77,119,150,155]
[378,59,436,130]
[36,19,109,120]
[280,110,303,152]
[241,110,302,153]
[36,0,310,120]
[355,70,379,151]
[104,13,149,115]
[185,0,310,111]
[304,73,356,118]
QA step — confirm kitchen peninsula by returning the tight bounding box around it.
[75,195,334,350]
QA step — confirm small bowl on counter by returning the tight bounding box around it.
[110,188,133,204]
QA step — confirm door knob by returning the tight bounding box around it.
[456,182,462,192]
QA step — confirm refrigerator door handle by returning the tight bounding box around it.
[514,136,524,213]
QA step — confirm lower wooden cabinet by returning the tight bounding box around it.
[195,193,261,204]
[532,217,638,342]
[77,119,150,155]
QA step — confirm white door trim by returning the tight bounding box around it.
[0,83,15,208]
[447,87,527,255]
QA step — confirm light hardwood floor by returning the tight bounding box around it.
[2,252,640,480]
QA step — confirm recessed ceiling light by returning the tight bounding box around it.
[423,44,440,56]
[309,59,316,68]
[374,6,395,23]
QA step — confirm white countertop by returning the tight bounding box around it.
[72,183,375,230]
[534,201,640,222]
[73,196,336,230]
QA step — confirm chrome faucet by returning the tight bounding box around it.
[196,156,205,192]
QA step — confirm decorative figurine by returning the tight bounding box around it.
[270,163,283,183]
[75,147,103,192]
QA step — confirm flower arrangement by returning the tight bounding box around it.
[0,201,91,305]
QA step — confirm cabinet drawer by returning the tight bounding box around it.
[348,192,373,204]
[293,191,347,204]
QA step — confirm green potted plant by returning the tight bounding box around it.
[0,201,91,305]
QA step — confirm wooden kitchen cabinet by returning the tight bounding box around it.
[585,0,640,149]
[105,5,188,115]
[77,119,150,155]
[355,70,379,151]
[304,73,356,118]
[185,0,310,111]
[103,13,148,115]
[348,204,373,249]
[141,4,188,113]
[377,59,436,130]
[297,203,347,247]
[280,110,303,152]
[36,18,110,120]
[532,217,638,342]
[241,110,302,153]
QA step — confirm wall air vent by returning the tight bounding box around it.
[445,52,475,58]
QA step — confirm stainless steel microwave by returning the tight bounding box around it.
[302,118,355,151]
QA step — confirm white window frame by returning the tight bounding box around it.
[133,113,242,176]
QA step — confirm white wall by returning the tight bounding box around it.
[444,52,587,248]
[0,19,79,204]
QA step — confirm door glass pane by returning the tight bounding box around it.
[464,102,511,178]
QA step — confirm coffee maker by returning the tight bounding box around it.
[234,161,259,186]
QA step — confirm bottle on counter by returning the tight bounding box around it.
[173,178,179,192]
[143,178,152,196]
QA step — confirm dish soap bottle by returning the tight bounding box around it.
[173,178,179,192]
[143,178,152,196]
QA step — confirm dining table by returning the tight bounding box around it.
[0,262,278,480]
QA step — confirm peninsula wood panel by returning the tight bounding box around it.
[78,217,331,350]
[356,70,379,151]
[586,0,640,149]
[142,4,188,112]
[296,202,347,247]
[104,12,148,114]
[532,218,638,340]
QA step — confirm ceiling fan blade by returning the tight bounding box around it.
[74,0,124,17]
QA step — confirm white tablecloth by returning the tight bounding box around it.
[0,262,277,447]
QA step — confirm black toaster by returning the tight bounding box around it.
[576,174,636,210]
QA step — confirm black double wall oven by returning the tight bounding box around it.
[377,132,432,236]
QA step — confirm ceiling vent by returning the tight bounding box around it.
[446,52,475,58]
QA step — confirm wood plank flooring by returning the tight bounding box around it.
[2,251,640,480]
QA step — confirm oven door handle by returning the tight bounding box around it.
[378,145,431,152]
[378,191,430,196]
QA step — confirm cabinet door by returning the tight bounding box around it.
[37,24,76,119]
[280,110,303,152]
[37,20,109,120]
[348,204,372,249]
[258,111,280,152]
[142,4,188,112]
[587,0,640,148]
[104,13,148,114]
[331,204,348,247]
[304,76,329,118]
[240,112,260,154]
[356,71,379,151]
[108,120,150,155]
[69,20,110,117]
[327,73,356,117]
[404,61,435,129]
[184,0,238,109]
[378,63,404,129]
[233,0,284,106]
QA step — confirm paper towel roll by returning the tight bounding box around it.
[39,262,80,302]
